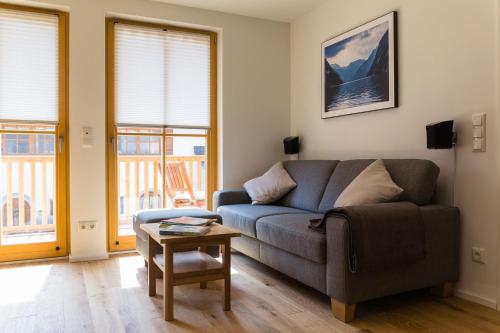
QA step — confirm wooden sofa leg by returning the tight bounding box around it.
[331,298,356,322]
[430,282,454,298]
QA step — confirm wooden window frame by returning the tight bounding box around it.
[106,18,218,252]
[0,3,69,262]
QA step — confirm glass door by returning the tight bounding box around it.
[0,5,68,262]
[106,19,217,251]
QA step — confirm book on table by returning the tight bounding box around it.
[159,225,210,236]
[160,216,217,227]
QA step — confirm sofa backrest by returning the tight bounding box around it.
[280,160,339,212]
[317,159,440,212]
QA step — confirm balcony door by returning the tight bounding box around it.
[0,5,68,262]
[106,19,217,251]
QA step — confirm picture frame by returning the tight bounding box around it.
[321,12,398,118]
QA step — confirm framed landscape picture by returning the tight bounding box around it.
[322,12,397,118]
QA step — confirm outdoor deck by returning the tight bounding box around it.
[2,232,55,246]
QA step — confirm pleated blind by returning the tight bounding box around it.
[115,24,211,128]
[0,8,59,123]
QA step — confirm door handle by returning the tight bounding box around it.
[58,136,64,153]
[110,136,116,153]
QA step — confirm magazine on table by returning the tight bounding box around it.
[160,216,217,227]
[159,225,210,236]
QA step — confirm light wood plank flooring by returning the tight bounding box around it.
[1,252,499,333]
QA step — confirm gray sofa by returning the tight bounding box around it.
[214,159,460,322]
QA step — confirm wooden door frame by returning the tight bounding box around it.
[0,4,69,262]
[105,18,218,252]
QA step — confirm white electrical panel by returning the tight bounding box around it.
[472,113,486,152]
[81,127,93,148]
[78,220,96,232]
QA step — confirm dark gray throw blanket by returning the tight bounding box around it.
[309,202,426,274]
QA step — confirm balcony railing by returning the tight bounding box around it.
[0,155,55,237]
[1,154,206,240]
[117,154,206,232]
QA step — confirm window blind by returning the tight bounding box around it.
[0,9,59,123]
[115,24,211,128]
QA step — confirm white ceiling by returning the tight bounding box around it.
[151,0,326,22]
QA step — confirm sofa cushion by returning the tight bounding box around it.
[256,213,326,264]
[217,204,307,238]
[318,159,439,211]
[334,159,403,207]
[243,162,297,205]
[133,208,221,241]
[280,160,339,212]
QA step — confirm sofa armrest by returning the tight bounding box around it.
[325,204,460,304]
[213,189,251,210]
[325,215,350,302]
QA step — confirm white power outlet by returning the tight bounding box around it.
[79,220,97,232]
[471,247,486,264]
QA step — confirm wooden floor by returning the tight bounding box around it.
[1,253,500,333]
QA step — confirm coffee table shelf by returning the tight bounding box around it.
[154,251,223,274]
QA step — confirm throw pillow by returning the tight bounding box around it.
[334,159,403,208]
[244,162,297,205]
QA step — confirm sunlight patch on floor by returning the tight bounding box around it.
[215,256,239,275]
[0,264,52,305]
[118,255,142,288]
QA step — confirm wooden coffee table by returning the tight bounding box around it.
[140,223,241,321]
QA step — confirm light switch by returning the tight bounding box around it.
[473,138,483,151]
[472,113,484,126]
[81,127,93,148]
[473,127,483,138]
[472,113,486,152]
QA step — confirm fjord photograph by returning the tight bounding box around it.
[322,13,395,118]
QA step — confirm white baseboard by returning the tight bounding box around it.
[454,289,497,309]
[69,253,109,262]
[69,250,138,262]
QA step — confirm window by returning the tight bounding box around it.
[106,19,217,251]
[0,130,55,155]
[36,134,55,154]
[0,4,68,261]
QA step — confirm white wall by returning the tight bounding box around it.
[291,0,499,307]
[20,0,290,260]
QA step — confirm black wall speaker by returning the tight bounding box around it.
[426,120,455,149]
[283,136,299,155]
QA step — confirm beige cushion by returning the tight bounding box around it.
[334,159,403,208]
[244,162,297,205]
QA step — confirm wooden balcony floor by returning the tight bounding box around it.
[119,224,135,237]
[1,231,55,246]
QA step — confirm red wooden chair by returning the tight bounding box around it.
[164,162,205,208]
